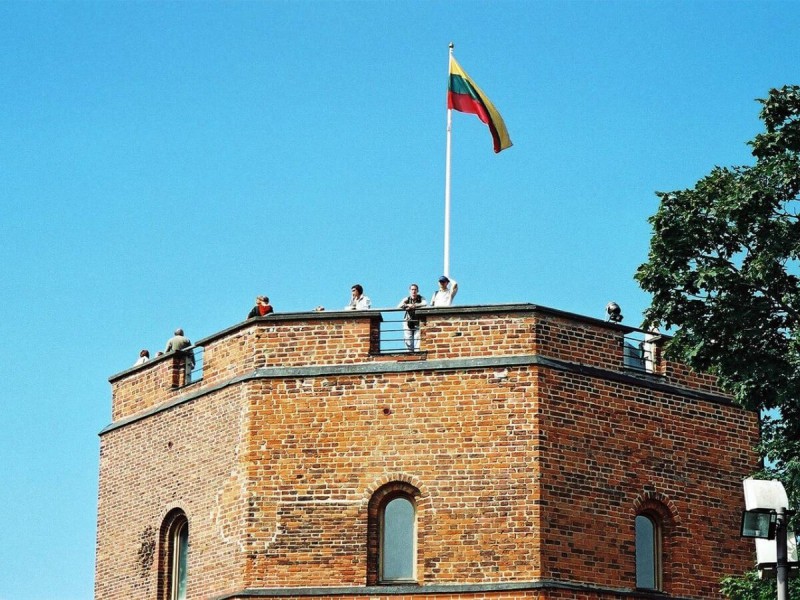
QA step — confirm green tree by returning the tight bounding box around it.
[636,86,800,597]
[720,570,799,600]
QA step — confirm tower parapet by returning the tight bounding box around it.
[108,304,717,425]
[97,303,757,600]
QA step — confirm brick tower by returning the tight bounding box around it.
[95,304,759,599]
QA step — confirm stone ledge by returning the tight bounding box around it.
[99,353,739,436]
[212,578,679,599]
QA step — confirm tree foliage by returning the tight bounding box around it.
[720,570,799,600]
[636,86,800,597]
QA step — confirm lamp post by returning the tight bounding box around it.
[741,479,798,600]
[740,506,792,600]
[776,507,789,600]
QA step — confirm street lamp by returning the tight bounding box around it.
[741,508,778,540]
[741,479,799,600]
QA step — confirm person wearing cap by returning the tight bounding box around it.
[430,275,458,307]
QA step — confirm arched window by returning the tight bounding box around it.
[159,510,189,600]
[367,482,420,585]
[380,496,416,582]
[635,513,662,590]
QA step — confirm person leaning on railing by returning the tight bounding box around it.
[165,328,195,382]
[397,283,426,351]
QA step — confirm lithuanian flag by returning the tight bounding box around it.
[447,56,512,153]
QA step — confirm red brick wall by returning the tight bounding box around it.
[110,354,184,422]
[531,314,622,370]
[420,311,537,359]
[536,369,757,598]
[95,386,249,600]
[241,369,541,588]
[97,306,758,600]
[110,315,379,423]
[109,309,730,424]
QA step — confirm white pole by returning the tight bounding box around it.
[444,42,454,277]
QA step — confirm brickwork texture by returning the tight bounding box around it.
[96,305,760,600]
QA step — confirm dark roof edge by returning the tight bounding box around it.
[212,579,682,599]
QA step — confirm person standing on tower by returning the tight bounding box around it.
[430,276,458,307]
[345,284,371,310]
[247,296,274,319]
[133,349,150,366]
[165,328,195,383]
[397,283,426,351]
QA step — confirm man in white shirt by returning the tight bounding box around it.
[345,284,371,310]
[430,276,458,307]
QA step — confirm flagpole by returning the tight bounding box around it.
[444,42,454,278]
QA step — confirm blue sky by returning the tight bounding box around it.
[0,1,796,598]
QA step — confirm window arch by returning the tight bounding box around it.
[367,481,420,585]
[635,513,662,590]
[158,509,189,600]
[381,495,416,581]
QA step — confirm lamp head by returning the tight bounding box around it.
[606,302,623,323]
[741,509,778,539]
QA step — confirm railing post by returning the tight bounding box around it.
[170,352,185,388]
[170,348,197,388]
[369,316,382,354]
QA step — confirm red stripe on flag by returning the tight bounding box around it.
[447,92,490,125]
[449,91,505,152]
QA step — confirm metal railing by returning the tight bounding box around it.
[179,345,204,386]
[623,332,658,373]
[376,309,423,354]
